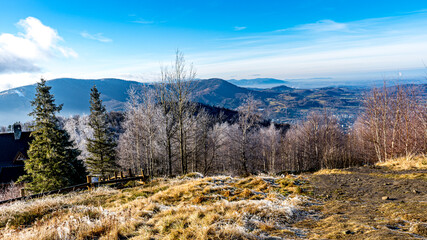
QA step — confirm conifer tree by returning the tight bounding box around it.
[86,85,117,178]
[18,79,86,193]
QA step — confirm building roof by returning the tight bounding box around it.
[0,131,31,167]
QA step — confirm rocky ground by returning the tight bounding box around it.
[300,157,427,239]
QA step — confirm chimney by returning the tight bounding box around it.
[13,123,22,140]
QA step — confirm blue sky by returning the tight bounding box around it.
[0,0,426,90]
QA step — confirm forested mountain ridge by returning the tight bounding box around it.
[0,78,425,126]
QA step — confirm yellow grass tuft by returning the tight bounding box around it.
[371,172,427,180]
[376,155,427,170]
[313,169,353,175]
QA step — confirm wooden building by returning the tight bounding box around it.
[0,124,31,184]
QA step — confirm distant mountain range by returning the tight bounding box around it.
[0,78,425,126]
[227,77,427,89]
[227,78,289,88]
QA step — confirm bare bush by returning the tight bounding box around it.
[0,182,22,201]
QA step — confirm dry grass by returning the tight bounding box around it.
[0,174,312,240]
[304,199,427,239]
[313,169,353,175]
[376,155,427,170]
[371,172,427,180]
[379,202,427,223]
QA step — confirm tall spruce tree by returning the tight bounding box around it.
[18,79,86,193]
[86,85,117,178]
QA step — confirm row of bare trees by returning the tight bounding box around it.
[354,83,426,162]
[116,85,266,176]
[281,82,426,171]
[65,83,425,177]
[115,97,368,176]
[115,85,425,177]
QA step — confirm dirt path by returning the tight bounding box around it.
[299,165,427,239]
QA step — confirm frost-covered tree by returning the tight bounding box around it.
[187,110,210,173]
[259,124,281,173]
[63,115,92,161]
[86,85,117,178]
[118,87,166,177]
[204,122,229,175]
[18,79,86,193]
[236,95,262,175]
[160,50,197,174]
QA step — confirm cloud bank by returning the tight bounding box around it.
[0,17,77,74]
[192,12,427,81]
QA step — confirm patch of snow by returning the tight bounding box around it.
[190,172,204,178]
[13,90,24,97]
[0,90,25,97]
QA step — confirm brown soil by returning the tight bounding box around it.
[298,165,427,239]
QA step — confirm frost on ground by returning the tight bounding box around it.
[0,174,315,240]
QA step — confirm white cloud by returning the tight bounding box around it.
[80,31,112,43]
[0,17,77,74]
[295,19,348,32]
[278,19,348,32]
[234,26,247,31]
[132,19,154,24]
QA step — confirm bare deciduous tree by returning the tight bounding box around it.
[160,50,198,174]
[236,95,262,175]
[259,124,281,174]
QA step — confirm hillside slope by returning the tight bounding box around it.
[0,174,313,239]
[0,157,426,239]
[194,78,279,109]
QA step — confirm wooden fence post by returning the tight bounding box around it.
[120,171,124,179]
[87,176,92,190]
[20,188,25,197]
[128,168,133,177]
[114,171,118,180]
